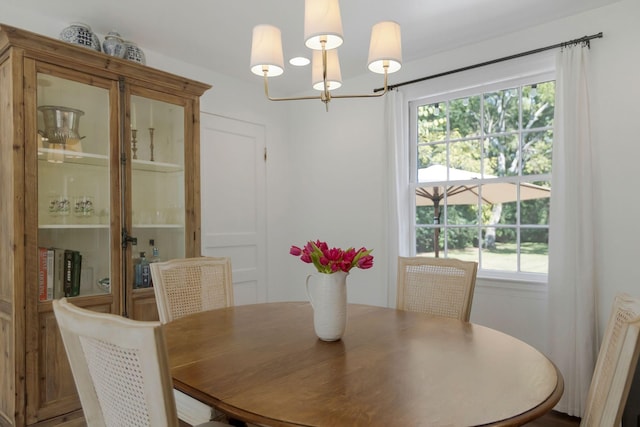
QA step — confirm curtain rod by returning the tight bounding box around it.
[374,32,603,93]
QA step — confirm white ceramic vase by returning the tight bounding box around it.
[306,271,348,341]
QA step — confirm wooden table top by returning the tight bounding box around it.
[164,302,563,427]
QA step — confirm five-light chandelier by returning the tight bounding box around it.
[250,0,402,111]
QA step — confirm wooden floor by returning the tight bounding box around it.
[526,410,581,426]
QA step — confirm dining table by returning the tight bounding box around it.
[163,302,563,426]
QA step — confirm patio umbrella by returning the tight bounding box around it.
[415,165,550,257]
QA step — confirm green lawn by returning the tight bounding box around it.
[419,242,549,273]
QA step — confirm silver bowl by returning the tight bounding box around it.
[38,105,85,145]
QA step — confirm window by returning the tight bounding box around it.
[409,79,554,279]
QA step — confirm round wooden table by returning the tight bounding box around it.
[164,302,563,426]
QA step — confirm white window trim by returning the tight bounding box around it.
[402,55,556,284]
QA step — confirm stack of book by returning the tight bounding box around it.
[38,247,82,301]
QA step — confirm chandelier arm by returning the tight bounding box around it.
[262,72,324,102]
[259,66,390,106]
[331,67,389,99]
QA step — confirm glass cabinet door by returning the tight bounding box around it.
[36,73,113,299]
[129,95,185,291]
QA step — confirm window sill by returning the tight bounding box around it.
[476,270,548,296]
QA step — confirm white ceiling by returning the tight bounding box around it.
[5,0,618,95]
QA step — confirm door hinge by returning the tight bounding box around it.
[121,229,137,249]
[264,147,267,162]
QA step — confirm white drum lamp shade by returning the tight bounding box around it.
[304,0,344,50]
[250,24,285,77]
[367,21,402,74]
[312,49,342,91]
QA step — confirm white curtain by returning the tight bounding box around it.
[385,90,410,307]
[547,44,598,417]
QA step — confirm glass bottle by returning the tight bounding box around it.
[132,242,141,288]
[149,239,161,287]
[149,239,161,263]
[139,252,150,288]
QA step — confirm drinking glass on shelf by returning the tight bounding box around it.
[74,195,94,217]
[57,195,71,216]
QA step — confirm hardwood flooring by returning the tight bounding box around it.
[526,410,581,426]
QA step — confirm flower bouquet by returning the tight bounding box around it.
[289,240,374,274]
[291,240,374,341]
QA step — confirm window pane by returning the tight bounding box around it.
[481,227,517,271]
[483,88,519,134]
[521,228,549,273]
[417,142,446,170]
[445,227,477,258]
[522,130,553,175]
[449,139,482,173]
[522,81,555,128]
[418,103,447,143]
[520,182,550,225]
[416,225,442,256]
[415,205,435,226]
[484,135,519,176]
[447,204,478,226]
[450,96,481,138]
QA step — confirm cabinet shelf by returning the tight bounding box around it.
[39,224,109,229]
[38,149,183,172]
[133,224,184,229]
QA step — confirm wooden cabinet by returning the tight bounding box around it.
[0,24,210,426]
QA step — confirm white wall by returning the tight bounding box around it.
[3,0,639,355]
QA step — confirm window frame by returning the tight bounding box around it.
[407,70,555,283]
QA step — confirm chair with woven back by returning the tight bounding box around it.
[580,293,640,426]
[52,298,228,427]
[396,256,478,322]
[150,256,234,324]
[150,256,234,426]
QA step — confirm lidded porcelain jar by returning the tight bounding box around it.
[59,23,101,52]
[123,41,146,65]
[102,31,126,58]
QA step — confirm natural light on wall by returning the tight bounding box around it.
[250,0,402,111]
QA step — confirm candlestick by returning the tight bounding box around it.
[131,129,138,160]
[148,128,155,162]
[131,103,137,129]
[149,103,154,128]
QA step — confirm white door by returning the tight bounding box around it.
[200,113,267,305]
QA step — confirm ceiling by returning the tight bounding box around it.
[5,0,618,95]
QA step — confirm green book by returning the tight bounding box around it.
[63,250,73,297]
[70,251,82,297]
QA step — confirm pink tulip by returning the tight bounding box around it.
[325,247,343,261]
[342,248,356,264]
[357,255,374,269]
[290,245,302,256]
[300,253,312,263]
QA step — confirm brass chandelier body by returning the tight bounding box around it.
[250,0,402,111]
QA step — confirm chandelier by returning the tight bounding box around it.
[250,0,402,111]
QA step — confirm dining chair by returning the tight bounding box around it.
[150,256,234,425]
[150,256,234,323]
[580,293,640,427]
[52,298,228,427]
[396,256,478,322]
